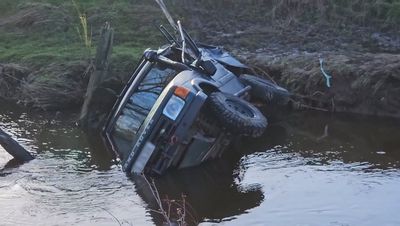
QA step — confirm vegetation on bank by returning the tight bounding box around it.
[0,0,399,112]
[0,0,166,67]
[180,0,400,28]
[1,0,399,67]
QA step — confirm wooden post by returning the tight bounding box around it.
[79,22,114,131]
[0,128,34,162]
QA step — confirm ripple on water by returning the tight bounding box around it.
[2,103,400,226]
[1,107,152,226]
[0,157,152,226]
[224,146,400,226]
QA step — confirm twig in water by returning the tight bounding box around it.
[100,207,122,226]
[142,174,171,225]
[141,174,197,226]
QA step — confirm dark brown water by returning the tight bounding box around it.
[1,102,400,226]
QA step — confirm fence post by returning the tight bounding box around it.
[79,22,114,131]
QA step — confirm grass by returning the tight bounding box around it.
[0,0,162,67]
[0,33,89,65]
[0,0,399,68]
[72,0,92,56]
[172,0,400,29]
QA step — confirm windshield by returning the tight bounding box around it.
[110,63,176,157]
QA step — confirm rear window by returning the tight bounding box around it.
[110,63,176,155]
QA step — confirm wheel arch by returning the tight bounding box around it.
[191,78,220,96]
[199,82,219,95]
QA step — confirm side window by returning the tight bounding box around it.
[112,63,176,145]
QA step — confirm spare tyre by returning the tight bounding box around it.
[207,92,267,137]
[239,74,290,105]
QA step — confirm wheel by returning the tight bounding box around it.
[239,74,290,105]
[207,92,267,137]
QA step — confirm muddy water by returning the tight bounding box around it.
[1,102,400,226]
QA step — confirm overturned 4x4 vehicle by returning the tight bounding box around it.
[102,0,289,175]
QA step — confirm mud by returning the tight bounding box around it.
[240,52,400,118]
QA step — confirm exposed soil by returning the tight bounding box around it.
[176,6,400,118]
[241,52,400,118]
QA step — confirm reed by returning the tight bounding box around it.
[142,175,198,226]
[72,0,92,55]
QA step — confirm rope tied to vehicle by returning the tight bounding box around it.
[319,58,332,88]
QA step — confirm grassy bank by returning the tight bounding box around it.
[1,0,400,67]
[0,0,167,109]
[1,0,399,112]
[0,0,166,67]
[1,0,399,67]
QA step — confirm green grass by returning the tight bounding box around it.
[0,0,162,67]
[1,42,89,65]
[0,38,144,67]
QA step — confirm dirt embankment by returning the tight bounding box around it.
[0,62,88,110]
[241,52,400,118]
[0,3,86,110]
[0,1,161,111]
[1,1,399,118]
[175,1,400,118]
[231,27,400,118]
[240,46,400,118]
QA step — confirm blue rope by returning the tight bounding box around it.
[319,58,332,88]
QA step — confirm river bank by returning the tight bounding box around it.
[0,0,399,117]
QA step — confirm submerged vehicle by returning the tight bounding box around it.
[102,0,289,175]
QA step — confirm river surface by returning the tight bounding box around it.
[1,102,400,226]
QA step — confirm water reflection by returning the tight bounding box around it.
[0,101,114,171]
[132,112,400,225]
[1,102,150,225]
[133,158,264,225]
[271,112,400,170]
[1,100,400,226]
